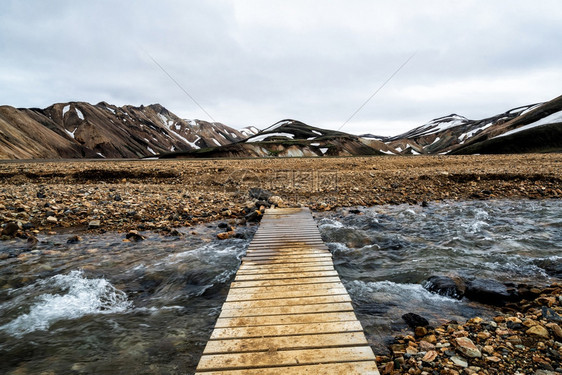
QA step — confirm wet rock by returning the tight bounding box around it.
[67,235,82,244]
[249,187,272,201]
[36,191,46,198]
[217,231,235,240]
[402,313,429,329]
[1,222,20,237]
[423,275,466,299]
[454,337,481,358]
[88,220,101,229]
[126,230,145,242]
[245,210,263,223]
[465,278,514,305]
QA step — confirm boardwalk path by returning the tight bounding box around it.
[195,207,379,374]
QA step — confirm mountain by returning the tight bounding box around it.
[2,94,560,160]
[0,102,246,159]
[380,94,562,155]
[159,119,383,158]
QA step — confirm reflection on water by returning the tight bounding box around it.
[0,199,560,373]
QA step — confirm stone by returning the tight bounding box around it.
[126,230,145,242]
[248,187,272,201]
[545,322,562,340]
[465,278,515,305]
[217,231,235,240]
[526,325,550,339]
[415,326,428,337]
[454,337,481,358]
[418,340,435,351]
[482,345,494,355]
[67,235,82,244]
[1,222,20,237]
[422,350,438,363]
[450,355,468,368]
[268,195,284,207]
[423,275,466,299]
[402,313,429,329]
[88,220,101,229]
[245,210,263,223]
[46,216,58,223]
[542,306,562,322]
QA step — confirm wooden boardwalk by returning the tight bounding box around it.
[195,207,379,374]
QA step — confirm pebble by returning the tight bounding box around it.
[88,220,101,229]
[377,283,562,374]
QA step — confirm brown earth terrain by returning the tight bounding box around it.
[0,154,561,235]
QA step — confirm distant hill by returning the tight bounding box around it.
[160,119,383,158]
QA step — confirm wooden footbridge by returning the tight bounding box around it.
[195,208,379,374]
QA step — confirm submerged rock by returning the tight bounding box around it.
[402,313,429,329]
[423,275,466,299]
[1,222,20,237]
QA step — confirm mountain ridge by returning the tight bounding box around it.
[1,94,561,159]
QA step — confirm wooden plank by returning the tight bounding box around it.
[225,287,349,302]
[225,281,343,294]
[236,265,335,276]
[231,276,341,288]
[215,311,358,328]
[243,254,333,262]
[196,346,375,371]
[210,320,365,340]
[202,331,368,354]
[221,294,352,309]
[219,302,354,318]
[242,258,333,266]
[235,270,338,281]
[195,361,380,375]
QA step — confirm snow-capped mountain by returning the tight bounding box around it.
[377,94,562,155]
[161,119,382,158]
[0,102,247,159]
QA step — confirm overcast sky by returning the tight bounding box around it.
[1,0,561,136]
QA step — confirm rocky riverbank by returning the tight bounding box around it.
[376,283,562,375]
[1,154,561,237]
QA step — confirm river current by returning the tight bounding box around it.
[0,199,560,374]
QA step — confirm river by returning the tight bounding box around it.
[1,199,560,374]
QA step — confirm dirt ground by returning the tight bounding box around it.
[0,154,561,233]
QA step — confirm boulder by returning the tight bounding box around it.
[423,275,466,299]
[402,313,429,329]
[465,278,516,305]
[249,188,272,201]
[126,230,145,242]
[1,222,20,237]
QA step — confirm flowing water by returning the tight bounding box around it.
[0,199,560,374]
[315,198,562,353]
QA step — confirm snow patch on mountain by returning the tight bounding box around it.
[495,110,562,138]
[247,132,295,142]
